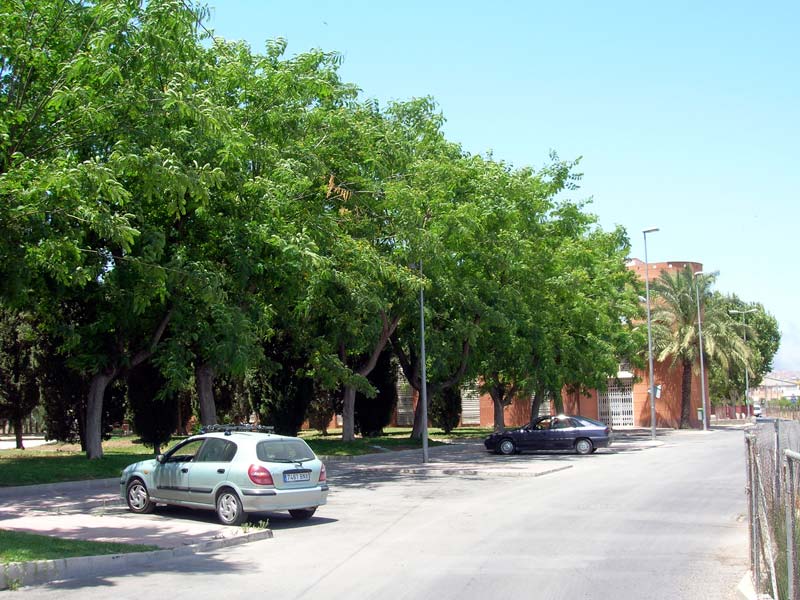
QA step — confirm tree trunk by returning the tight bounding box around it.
[342,386,356,442]
[86,369,117,459]
[339,312,401,442]
[529,386,546,423]
[491,384,506,433]
[196,362,217,427]
[410,383,431,440]
[13,414,24,450]
[680,359,693,428]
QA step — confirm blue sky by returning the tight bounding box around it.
[208,0,800,370]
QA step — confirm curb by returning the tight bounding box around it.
[736,571,775,600]
[1,527,272,590]
[394,464,575,478]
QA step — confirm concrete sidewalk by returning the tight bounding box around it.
[0,429,686,589]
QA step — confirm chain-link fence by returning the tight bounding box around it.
[745,419,800,599]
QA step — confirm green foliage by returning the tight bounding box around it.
[250,336,316,436]
[307,389,340,436]
[127,362,177,453]
[652,267,749,426]
[0,308,41,444]
[355,350,398,437]
[0,0,773,453]
[39,348,89,445]
[429,386,462,434]
[708,294,780,404]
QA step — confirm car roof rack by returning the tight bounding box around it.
[200,424,275,435]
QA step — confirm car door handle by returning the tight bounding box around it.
[217,468,225,474]
[181,468,189,473]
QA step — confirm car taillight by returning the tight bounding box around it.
[248,464,274,485]
[319,463,327,482]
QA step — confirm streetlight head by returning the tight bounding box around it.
[642,227,659,234]
[729,308,758,315]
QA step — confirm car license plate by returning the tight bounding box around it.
[284,471,310,483]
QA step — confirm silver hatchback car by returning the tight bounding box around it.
[119,426,328,525]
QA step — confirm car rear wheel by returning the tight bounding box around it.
[289,507,317,520]
[216,489,246,526]
[126,478,155,514]
[575,438,593,455]
[498,439,516,455]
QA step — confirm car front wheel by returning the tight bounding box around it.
[216,489,246,526]
[575,438,593,455]
[126,478,155,514]
[498,439,516,455]
[289,508,317,520]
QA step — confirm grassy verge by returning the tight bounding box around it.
[299,426,492,456]
[0,529,158,564]
[0,438,154,487]
[0,427,493,487]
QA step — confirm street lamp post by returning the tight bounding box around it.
[643,227,659,441]
[694,271,709,431]
[419,261,429,463]
[729,308,757,417]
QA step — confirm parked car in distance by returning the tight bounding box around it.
[120,425,328,525]
[752,404,762,417]
[484,415,613,456]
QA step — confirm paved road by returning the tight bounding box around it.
[2,428,749,599]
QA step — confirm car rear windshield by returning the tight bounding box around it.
[577,416,608,428]
[256,439,316,463]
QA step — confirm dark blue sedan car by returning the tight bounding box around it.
[484,414,612,456]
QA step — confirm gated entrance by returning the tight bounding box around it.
[598,378,635,427]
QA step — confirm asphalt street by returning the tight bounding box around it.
[1,427,750,599]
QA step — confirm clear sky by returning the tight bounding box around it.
[207,0,800,370]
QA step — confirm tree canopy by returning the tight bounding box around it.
[1,0,765,453]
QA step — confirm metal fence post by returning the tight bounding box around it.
[775,419,782,506]
[746,434,762,593]
[746,435,755,574]
[786,450,798,600]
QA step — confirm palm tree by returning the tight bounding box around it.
[650,266,749,428]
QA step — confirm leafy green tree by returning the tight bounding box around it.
[297,99,437,441]
[307,390,339,436]
[127,361,177,455]
[429,386,462,434]
[1,0,246,458]
[708,294,780,406]
[651,267,749,427]
[249,336,316,437]
[0,308,41,449]
[385,127,487,440]
[528,222,643,421]
[354,350,398,437]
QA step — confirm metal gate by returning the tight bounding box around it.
[598,378,634,427]
[460,380,481,425]
[396,375,415,426]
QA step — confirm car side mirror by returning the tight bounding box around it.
[156,454,165,463]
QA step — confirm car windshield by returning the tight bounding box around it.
[576,416,607,428]
[256,439,316,463]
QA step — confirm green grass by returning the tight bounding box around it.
[0,529,158,564]
[298,426,492,456]
[0,427,494,487]
[0,438,154,487]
